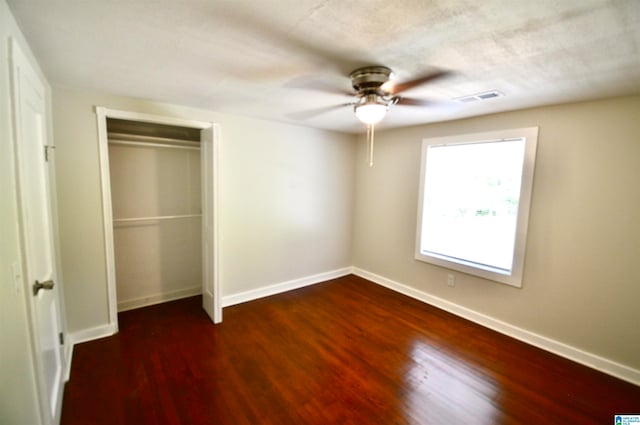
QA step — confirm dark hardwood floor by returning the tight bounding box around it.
[61,275,640,425]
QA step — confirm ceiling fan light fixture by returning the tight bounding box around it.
[354,95,388,124]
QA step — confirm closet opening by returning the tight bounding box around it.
[96,108,221,333]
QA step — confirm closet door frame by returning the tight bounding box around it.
[96,107,221,329]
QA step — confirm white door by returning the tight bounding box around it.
[201,124,222,323]
[10,38,65,424]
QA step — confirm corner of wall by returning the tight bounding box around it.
[352,267,640,387]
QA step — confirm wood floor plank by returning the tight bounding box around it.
[61,275,640,424]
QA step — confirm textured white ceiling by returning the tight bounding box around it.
[8,0,640,133]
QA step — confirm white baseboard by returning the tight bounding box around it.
[64,342,73,382]
[352,267,640,387]
[117,285,202,312]
[68,323,117,346]
[222,267,352,307]
[66,266,639,386]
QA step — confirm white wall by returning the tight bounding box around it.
[54,88,640,382]
[352,96,640,373]
[0,0,49,423]
[52,87,356,334]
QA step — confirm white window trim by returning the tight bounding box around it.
[415,127,539,287]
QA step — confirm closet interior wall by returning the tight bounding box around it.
[107,119,202,312]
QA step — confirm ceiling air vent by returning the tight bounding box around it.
[455,90,504,103]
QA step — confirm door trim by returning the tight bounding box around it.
[95,107,222,330]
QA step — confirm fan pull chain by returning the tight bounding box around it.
[367,123,375,167]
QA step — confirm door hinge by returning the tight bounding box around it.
[59,332,64,345]
[44,145,56,162]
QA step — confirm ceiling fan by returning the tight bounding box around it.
[215,8,452,165]
[350,65,449,121]
[294,65,451,166]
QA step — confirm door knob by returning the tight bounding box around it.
[33,279,55,296]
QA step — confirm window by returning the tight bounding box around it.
[415,127,538,287]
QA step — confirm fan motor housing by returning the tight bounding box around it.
[349,66,393,94]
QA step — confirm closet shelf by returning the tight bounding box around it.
[113,214,202,224]
[108,133,200,150]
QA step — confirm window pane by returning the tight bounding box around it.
[419,139,526,273]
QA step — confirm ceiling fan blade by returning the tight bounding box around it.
[287,103,353,120]
[388,69,451,95]
[304,81,355,97]
[394,97,433,106]
[285,78,355,97]
[217,8,372,76]
[393,97,463,115]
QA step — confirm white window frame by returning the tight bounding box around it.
[415,127,538,287]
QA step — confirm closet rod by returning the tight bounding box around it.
[113,214,202,223]
[108,131,200,145]
[109,139,200,151]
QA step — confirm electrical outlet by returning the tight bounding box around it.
[447,274,455,287]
